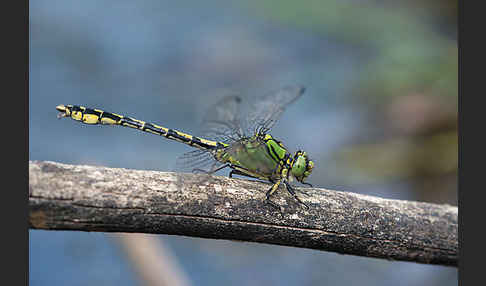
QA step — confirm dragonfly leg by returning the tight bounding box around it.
[265,179,283,212]
[229,169,246,178]
[301,182,313,188]
[229,169,260,179]
[191,164,232,186]
[192,164,230,175]
[284,181,309,209]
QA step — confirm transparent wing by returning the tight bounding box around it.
[173,148,224,189]
[246,85,306,133]
[174,85,305,174]
[174,94,242,174]
[175,148,223,173]
[200,94,245,142]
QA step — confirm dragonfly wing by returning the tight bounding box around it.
[175,148,223,173]
[247,85,306,132]
[176,93,243,174]
[200,94,245,142]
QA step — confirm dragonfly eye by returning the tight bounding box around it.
[304,159,314,178]
[291,151,313,182]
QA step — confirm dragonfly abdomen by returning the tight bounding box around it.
[56,104,227,151]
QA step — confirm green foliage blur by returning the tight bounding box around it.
[247,0,458,205]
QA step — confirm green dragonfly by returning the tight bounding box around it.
[56,85,314,211]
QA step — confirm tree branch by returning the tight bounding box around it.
[29,160,457,267]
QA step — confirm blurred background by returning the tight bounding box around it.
[29,0,457,285]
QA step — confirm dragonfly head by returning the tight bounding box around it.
[56,104,71,118]
[290,150,314,185]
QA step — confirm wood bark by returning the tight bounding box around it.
[29,160,458,267]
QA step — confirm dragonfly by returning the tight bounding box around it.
[55,85,314,211]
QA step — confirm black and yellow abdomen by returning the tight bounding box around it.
[56,104,227,151]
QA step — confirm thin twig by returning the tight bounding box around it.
[111,233,192,286]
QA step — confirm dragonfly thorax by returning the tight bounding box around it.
[257,133,314,185]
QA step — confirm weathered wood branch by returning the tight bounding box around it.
[29,160,457,267]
